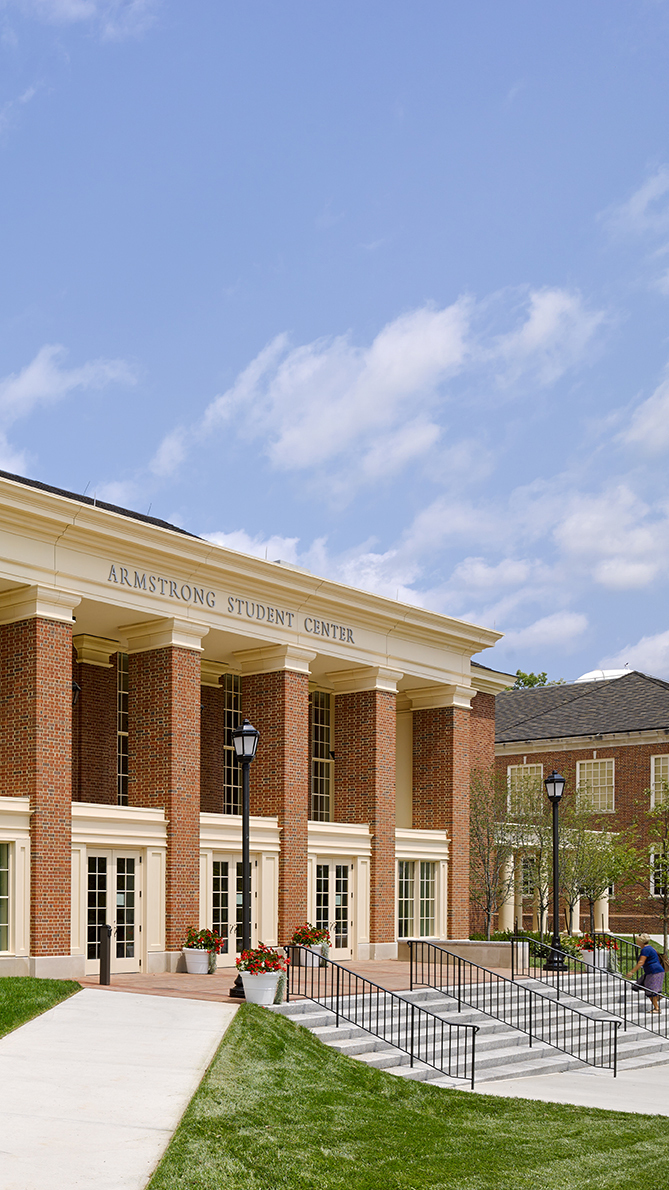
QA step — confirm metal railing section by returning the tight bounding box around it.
[511,933,669,1038]
[592,931,640,973]
[284,945,478,1088]
[409,939,620,1074]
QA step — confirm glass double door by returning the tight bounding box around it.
[315,859,353,959]
[212,853,254,964]
[86,850,141,975]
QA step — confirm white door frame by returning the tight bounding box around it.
[84,849,143,976]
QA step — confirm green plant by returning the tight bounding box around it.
[291,922,331,947]
[184,927,226,952]
[235,942,288,974]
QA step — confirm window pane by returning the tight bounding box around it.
[222,675,242,814]
[419,862,435,937]
[653,756,669,805]
[213,861,229,953]
[309,691,333,821]
[577,760,615,813]
[398,860,414,938]
[117,653,128,806]
[507,764,543,813]
[0,843,8,952]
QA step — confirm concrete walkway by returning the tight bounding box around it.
[469,1063,669,1114]
[0,988,236,1190]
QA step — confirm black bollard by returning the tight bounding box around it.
[99,923,112,985]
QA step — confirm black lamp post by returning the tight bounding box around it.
[544,769,568,970]
[229,718,260,999]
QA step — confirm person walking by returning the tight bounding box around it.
[627,933,666,1013]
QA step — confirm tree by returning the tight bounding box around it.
[569,824,637,936]
[514,670,548,688]
[507,772,555,938]
[469,767,516,940]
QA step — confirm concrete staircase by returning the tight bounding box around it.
[271,984,669,1088]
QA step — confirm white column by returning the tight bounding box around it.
[498,856,515,931]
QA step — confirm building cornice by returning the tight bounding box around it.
[496,727,669,755]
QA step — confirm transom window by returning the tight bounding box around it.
[577,759,615,813]
[309,691,333,822]
[651,755,669,807]
[221,675,243,814]
[0,843,8,952]
[507,764,543,812]
[117,653,128,806]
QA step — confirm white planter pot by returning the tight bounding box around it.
[300,944,323,967]
[581,949,608,969]
[241,972,280,1005]
[182,948,210,974]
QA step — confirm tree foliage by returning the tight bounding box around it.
[469,767,515,940]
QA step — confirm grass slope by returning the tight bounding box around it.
[149,1004,669,1190]
[0,976,80,1039]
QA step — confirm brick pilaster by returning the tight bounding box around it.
[128,646,201,950]
[241,669,309,941]
[334,689,397,946]
[0,617,73,955]
[469,691,495,771]
[72,656,117,804]
[413,706,470,937]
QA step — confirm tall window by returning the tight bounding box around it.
[577,759,615,813]
[222,674,243,814]
[117,653,128,806]
[651,755,669,807]
[651,850,669,899]
[398,861,415,938]
[419,862,436,937]
[0,843,8,952]
[309,691,333,821]
[507,763,543,813]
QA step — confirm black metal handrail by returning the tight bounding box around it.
[409,939,620,1074]
[512,933,669,1038]
[592,931,640,973]
[284,945,479,1088]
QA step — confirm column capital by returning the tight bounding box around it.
[234,645,316,676]
[0,584,80,625]
[200,658,230,687]
[406,683,474,711]
[328,666,403,695]
[122,617,209,654]
[73,634,119,667]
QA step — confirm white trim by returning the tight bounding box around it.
[307,820,372,858]
[71,803,168,848]
[199,812,281,852]
[497,732,669,754]
[395,827,449,861]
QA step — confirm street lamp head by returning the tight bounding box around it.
[232,718,260,762]
[544,769,565,803]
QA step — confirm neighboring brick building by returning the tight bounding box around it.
[0,470,509,979]
[494,671,669,935]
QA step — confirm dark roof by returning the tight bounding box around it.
[496,671,669,743]
[0,468,197,539]
[472,659,515,679]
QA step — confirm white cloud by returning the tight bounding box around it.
[604,166,669,238]
[623,374,669,454]
[0,344,134,426]
[493,288,604,387]
[13,0,159,38]
[554,485,669,589]
[206,529,301,565]
[501,611,588,651]
[600,629,669,681]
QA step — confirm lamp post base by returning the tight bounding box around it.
[543,937,568,971]
[229,973,246,999]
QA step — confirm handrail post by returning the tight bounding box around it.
[511,936,514,982]
[285,946,290,1002]
[614,1021,618,1078]
[336,962,340,1027]
[458,956,462,1012]
[528,988,532,1047]
[410,1002,415,1067]
[409,940,413,991]
[471,1027,476,1090]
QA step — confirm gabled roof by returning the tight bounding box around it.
[0,468,197,538]
[495,671,669,743]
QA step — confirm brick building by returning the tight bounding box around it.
[494,671,669,934]
[0,470,509,979]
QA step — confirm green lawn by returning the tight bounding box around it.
[148,1005,669,1190]
[0,976,80,1039]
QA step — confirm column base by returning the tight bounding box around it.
[0,956,30,977]
[29,955,86,980]
[368,942,398,960]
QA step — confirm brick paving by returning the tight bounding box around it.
[78,958,511,1002]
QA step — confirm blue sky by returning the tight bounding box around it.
[2,2,669,680]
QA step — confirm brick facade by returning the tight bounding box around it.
[200,682,227,814]
[128,646,201,951]
[241,669,310,941]
[495,742,669,934]
[334,689,397,945]
[72,654,117,805]
[0,617,73,955]
[413,706,470,937]
[470,691,495,771]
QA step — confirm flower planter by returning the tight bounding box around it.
[580,949,608,969]
[300,944,323,967]
[182,948,211,974]
[242,971,281,1005]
